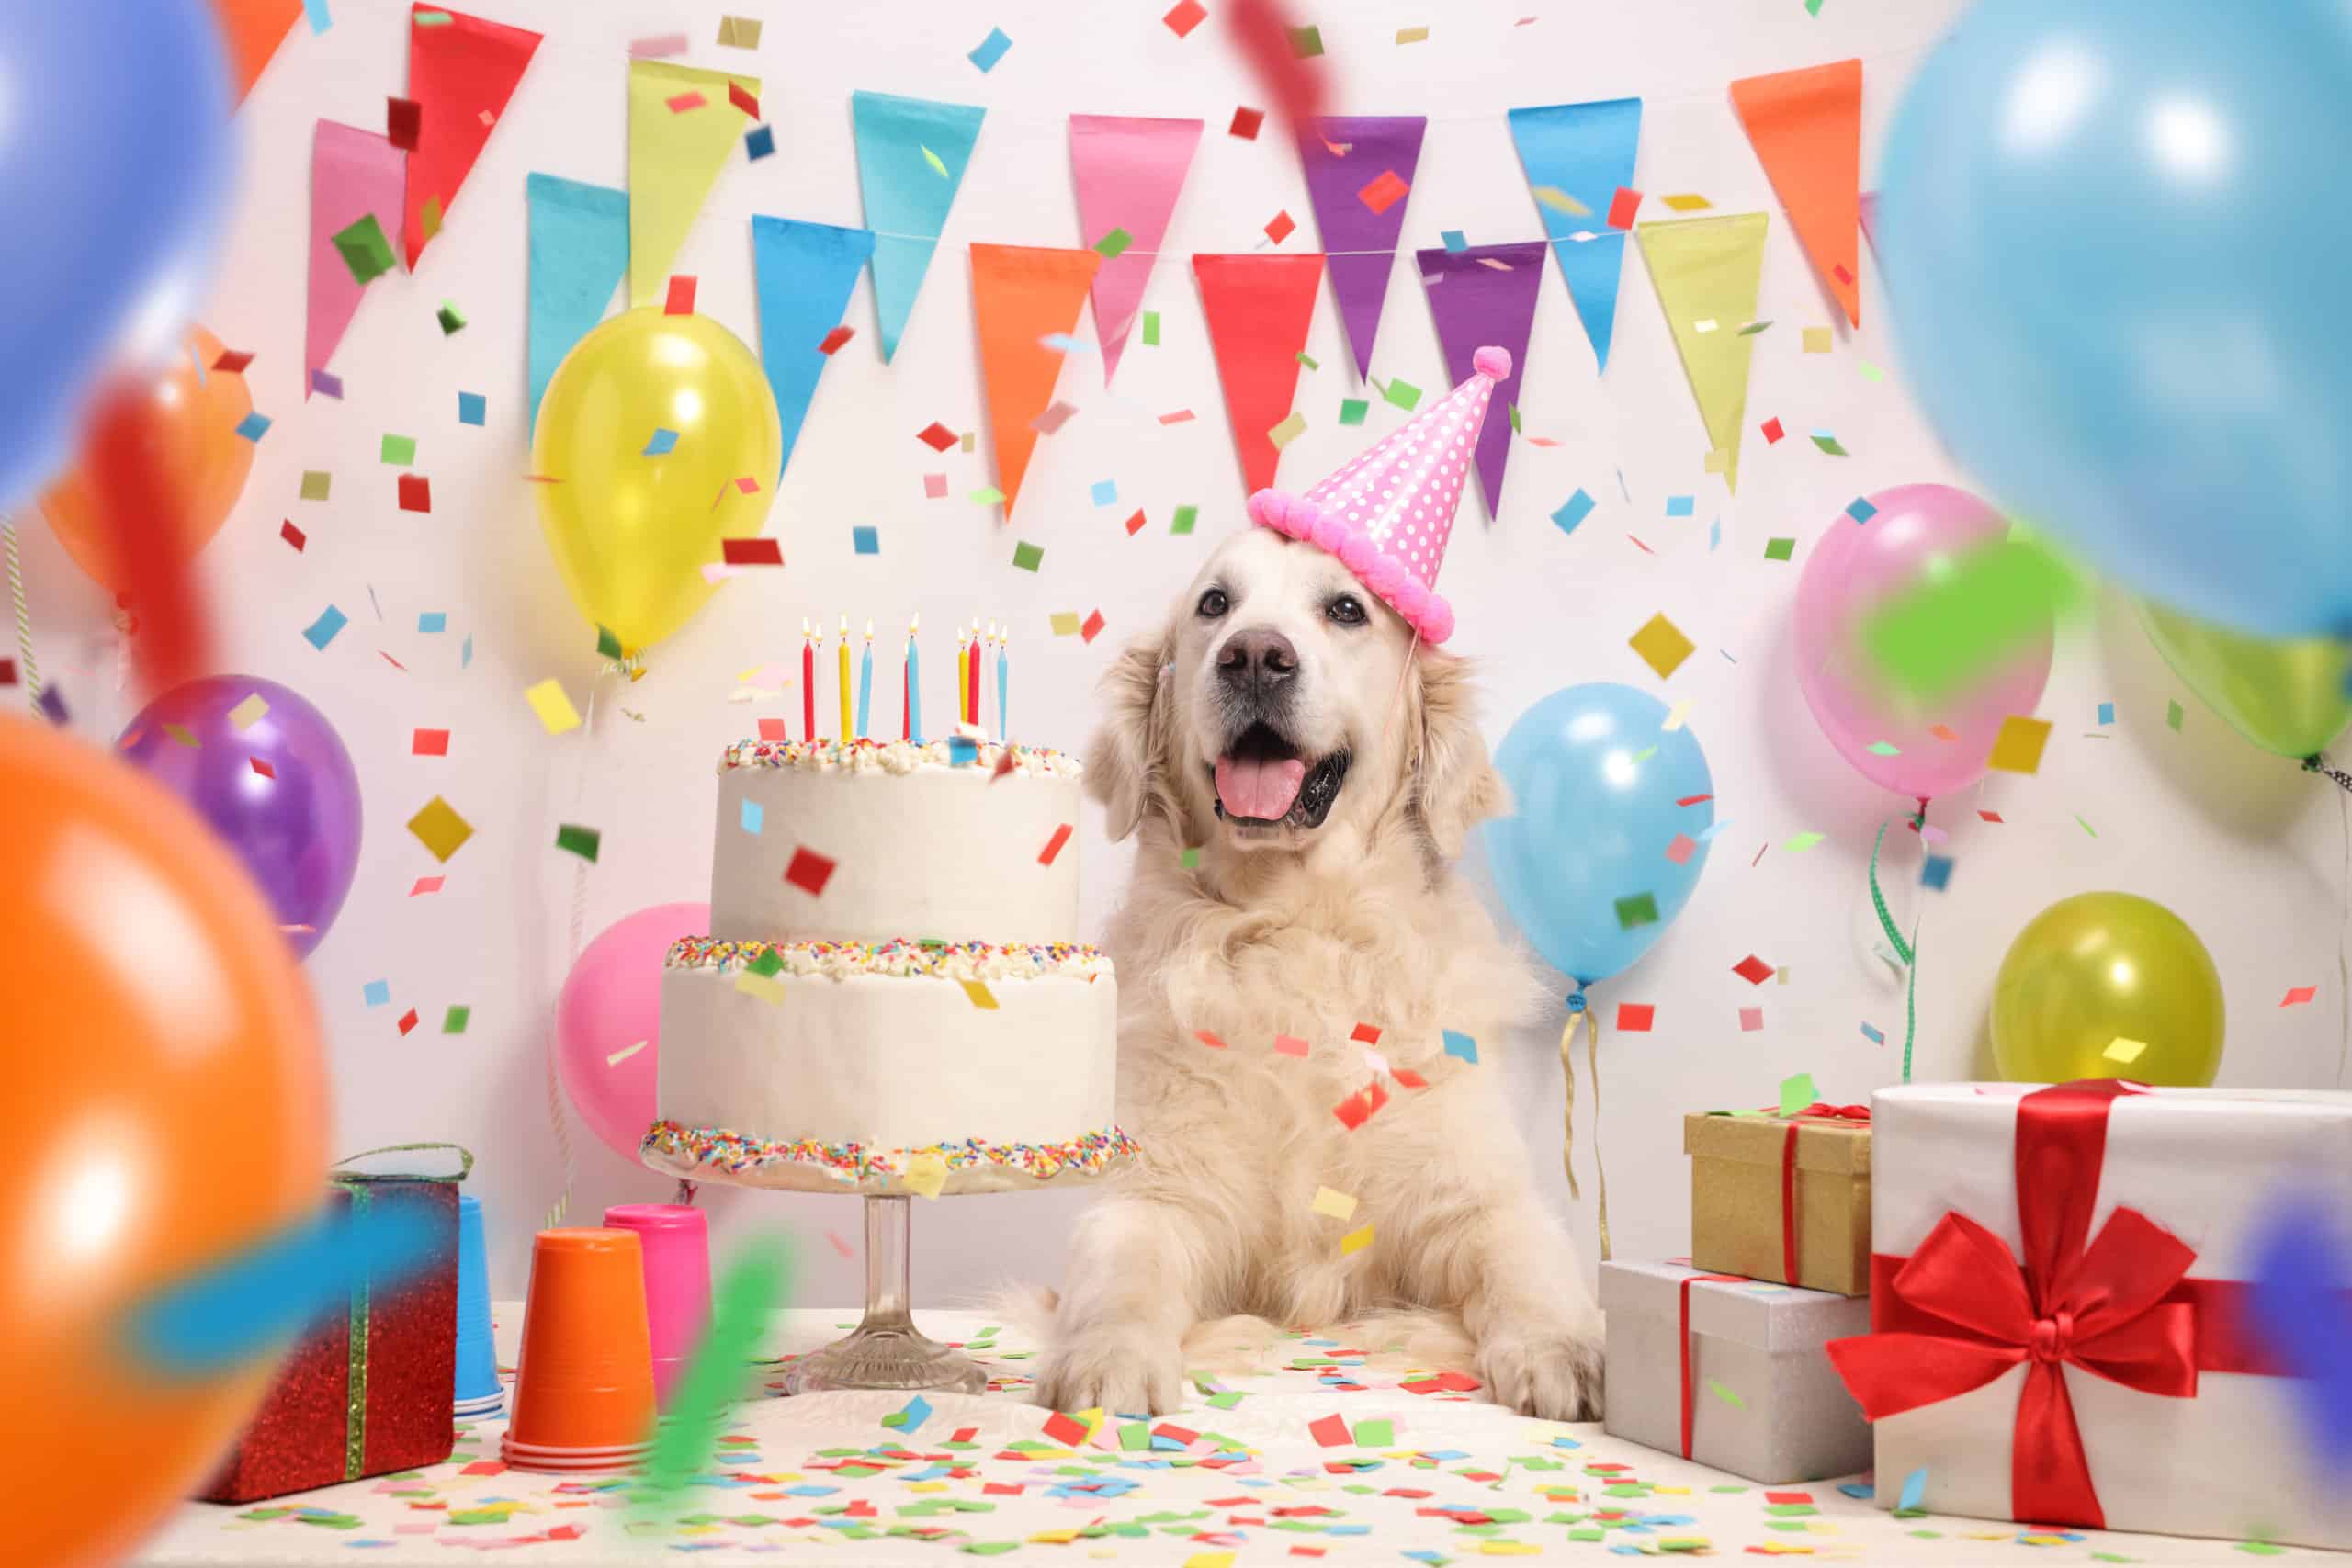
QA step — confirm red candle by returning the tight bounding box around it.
[801,620,815,742]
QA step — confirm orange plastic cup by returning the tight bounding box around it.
[505,1229,657,1457]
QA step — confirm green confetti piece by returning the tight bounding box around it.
[1205,1389,1243,1407]
[1782,830,1825,852]
[970,485,1006,507]
[1012,540,1044,572]
[1779,1071,1817,1116]
[1353,1418,1394,1446]
[331,214,396,285]
[1339,397,1368,426]
[1810,431,1850,456]
[1858,536,2082,703]
[921,144,949,177]
[1865,739,1901,756]
[749,948,784,977]
[436,300,467,335]
[554,823,601,862]
[639,1238,791,1498]
[441,1005,470,1034]
[1804,0,1824,15]
[1141,310,1160,346]
[1180,846,1203,869]
[1170,503,1198,536]
[1288,22,1324,56]
[300,469,332,501]
[413,8,455,23]
[1705,1378,1744,1408]
[596,624,625,660]
[961,1541,1021,1556]
[1382,377,1423,412]
[380,433,417,465]
[2167,698,2185,731]
[1736,319,1773,336]
[1858,359,1883,382]
[1764,536,1794,561]
[2076,813,2098,838]
[1094,227,1134,258]
[1508,401,1522,434]
[1613,892,1659,929]
[1295,350,1319,371]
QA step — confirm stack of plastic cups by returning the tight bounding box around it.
[451,1194,503,1420]
[502,1229,657,1473]
[603,1203,711,1411]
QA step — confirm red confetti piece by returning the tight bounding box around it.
[818,324,854,355]
[1665,832,1696,864]
[664,90,706,113]
[1038,823,1074,864]
[386,96,422,150]
[1264,209,1296,245]
[279,520,306,551]
[249,755,275,778]
[1616,1002,1655,1032]
[1831,263,1854,285]
[1932,724,1962,742]
[1124,509,1148,536]
[1765,1492,1814,1506]
[729,80,760,118]
[1389,1066,1428,1089]
[1307,1414,1351,1447]
[1350,1021,1382,1043]
[1739,1006,1763,1032]
[1194,1028,1229,1049]
[757,717,787,741]
[397,474,432,513]
[411,875,445,896]
[733,475,760,493]
[1080,609,1106,643]
[1159,409,1195,424]
[785,847,837,897]
[1274,1033,1308,1057]
[2283,986,2320,1008]
[1675,793,1713,807]
[397,1007,420,1036]
[991,752,1017,783]
[827,1229,854,1258]
[1607,186,1643,229]
[917,421,958,452]
[1733,954,1774,986]
[1229,106,1265,139]
[1163,0,1208,37]
[412,728,450,756]
[1357,168,1409,216]
[1978,808,2004,823]
[1041,1411,1091,1445]
[1332,1089,1374,1130]
[380,651,408,672]
[211,348,255,373]
[721,537,784,566]
[665,276,697,315]
[1760,416,1785,445]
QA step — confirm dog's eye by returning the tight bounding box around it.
[1328,594,1366,626]
[1196,588,1229,619]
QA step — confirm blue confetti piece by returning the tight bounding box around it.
[947,737,978,765]
[303,605,348,650]
[744,124,775,161]
[1861,1021,1885,1045]
[891,1393,933,1433]
[1847,495,1879,524]
[1838,1482,1874,1500]
[234,412,272,443]
[2098,701,2115,726]
[852,525,879,555]
[1696,818,1732,841]
[1709,517,1721,552]
[740,799,763,835]
[457,390,486,426]
[1665,494,1694,517]
[643,427,680,457]
[1091,479,1118,507]
[784,1484,836,1496]
[1440,229,1467,253]
[1552,488,1595,535]
[417,611,447,634]
[1920,853,1954,891]
[1442,1029,1478,1065]
[1897,1467,1927,1511]
[967,25,1012,71]
[461,634,474,669]
[2249,1190,2352,1472]
[303,0,331,32]
[363,978,390,1007]
[1040,333,1090,354]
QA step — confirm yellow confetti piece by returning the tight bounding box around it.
[1481,1545,1542,1557]
[733,970,786,1004]
[2103,1037,2147,1065]
[228,693,270,730]
[162,721,201,748]
[1185,1554,1235,1568]
[606,1040,648,1067]
[1663,698,1694,732]
[1030,1530,1083,1544]
[1340,1222,1374,1254]
[1987,714,2053,775]
[1660,193,1713,212]
[1048,612,1083,637]
[1310,1186,1358,1220]
[406,795,475,863]
[1532,186,1590,218]
[716,14,762,47]
[526,677,583,735]
[1269,410,1308,449]
[1803,325,1834,354]
[962,978,1000,1010]
[921,144,948,177]
[1395,24,1429,42]
[903,1151,947,1200]
[1628,612,1696,680]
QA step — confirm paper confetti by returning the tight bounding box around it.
[1614,892,1659,930]
[1311,1187,1358,1221]
[303,606,348,651]
[1629,613,1695,680]
[1264,210,1296,245]
[381,433,418,465]
[961,979,999,1011]
[2103,1037,2148,1065]
[785,847,837,897]
[1617,1003,1656,1032]
[407,796,474,863]
[1170,503,1198,535]
[1553,489,1595,535]
[1269,411,1307,448]
[1803,326,1833,354]
[2283,987,2320,1008]
[1986,716,2052,775]
[525,679,582,735]
[411,728,450,757]
[1739,1006,1764,1032]
[1340,1223,1374,1256]
[967,25,1012,70]
[397,475,431,513]
[332,214,396,284]
[554,823,601,863]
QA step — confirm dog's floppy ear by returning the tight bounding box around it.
[1086,620,1176,841]
[1409,648,1509,858]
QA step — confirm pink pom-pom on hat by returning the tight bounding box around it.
[1246,345,1510,645]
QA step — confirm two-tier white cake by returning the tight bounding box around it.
[644,737,1134,1191]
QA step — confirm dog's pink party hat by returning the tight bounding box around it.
[1245,345,1508,645]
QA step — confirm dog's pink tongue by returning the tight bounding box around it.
[1215,754,1306,819]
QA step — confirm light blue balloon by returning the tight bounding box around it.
[1879,0,2352,637]
[1483,683,1714,987]
[0,0,232,505]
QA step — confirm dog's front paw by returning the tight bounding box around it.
[1478,1316,1604,1422]
[1034,1329,1185,1416]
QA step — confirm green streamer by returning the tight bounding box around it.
[1867,822,1920,1083]
[637,1238,793,1501]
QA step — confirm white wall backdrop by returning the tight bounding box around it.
[18,0,2348,1303]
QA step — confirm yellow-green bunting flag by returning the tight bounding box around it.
[627,60,762,307]
[1635,212,1768,491]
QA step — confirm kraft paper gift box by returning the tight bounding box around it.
[1600,1258,1872,1483]
[1686,1103,1871,1295]
[201,1146,466,1505]
[1826,1082,2352,1549]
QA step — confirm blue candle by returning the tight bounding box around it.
[855,620,873,741]
[996,628,1009,743]
[905,615,922,744]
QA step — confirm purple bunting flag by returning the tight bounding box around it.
[1416,240,1544,520]
[1295,116,1428,381]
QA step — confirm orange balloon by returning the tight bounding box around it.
[40,326,255,592]
[0,714,326,1568]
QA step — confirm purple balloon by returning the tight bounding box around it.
[117,676,362,959]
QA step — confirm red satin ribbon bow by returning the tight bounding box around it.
[1825,1080,2219,1529]
[1763,1101,1870,1285]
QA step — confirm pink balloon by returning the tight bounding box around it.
[1794,483,2052,800]
[555,901,707,1167]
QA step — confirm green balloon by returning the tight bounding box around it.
[2140,600,2352,758]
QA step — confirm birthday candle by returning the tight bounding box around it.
[997,626,1009,743]
[801,619,815,743]
[906,615,922,743]
[956,626,969,729]
[967,623,980,728]
[837,615,852,743]
[856,620,874,741]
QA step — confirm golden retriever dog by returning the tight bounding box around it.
[1035,525,1604,1419]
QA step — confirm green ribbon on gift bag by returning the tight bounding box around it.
[328,1144,473,1480]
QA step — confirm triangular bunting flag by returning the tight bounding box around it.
[402,5,541,267]
[970,244,1100,516]
[1730,59,1860,327]
[752,217,876,481]
[526,173,628,435]
[1636,213,1769,491]
[854,91,987,362]
[1417,241,1544,521]
[221,0,302,103]
[1295,116,1427,380]
[307,120,406,397]
[1507,98,1641,373]
[1069,115,1204,384]
[628,60,762,307]
[1193,254,1324,497]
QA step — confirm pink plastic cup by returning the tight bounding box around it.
[603,1203,711,1407]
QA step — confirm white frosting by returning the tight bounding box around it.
[711,761,1082,945]
[658,966,1119,1149]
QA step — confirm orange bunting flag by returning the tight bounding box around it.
[219,0,303,103]
[970,244,1102,517]
[1729,59,1861,328]
[1193,253,1323,497]
[403,5,543,267]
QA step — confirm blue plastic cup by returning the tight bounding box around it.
[453,1193,503,1413]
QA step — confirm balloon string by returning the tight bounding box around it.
[541,668,615,1232]
[1867,819,1921,1083]
[2,516,39,705]
[2304,754,2352,794]
[1559,988,1611,1262]
[2338,781,2350,1089]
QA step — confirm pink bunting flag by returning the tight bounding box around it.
[1069,115,1204,384]
[307,120,406,398]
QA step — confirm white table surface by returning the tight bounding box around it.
[131,1305,2322,1564]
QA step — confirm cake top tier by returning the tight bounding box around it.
[667,936,1110,981]
[719,738,1080,778]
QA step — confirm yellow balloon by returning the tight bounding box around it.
[1991,892,2225,1087]
[531,308,782,649]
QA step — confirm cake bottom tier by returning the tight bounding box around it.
[641,1120,1142,1195]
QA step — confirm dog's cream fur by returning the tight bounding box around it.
[1035,527,1604,1420]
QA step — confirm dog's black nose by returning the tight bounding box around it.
[1217,627,1298,695]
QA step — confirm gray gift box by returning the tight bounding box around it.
[1600,1258,1872,1484]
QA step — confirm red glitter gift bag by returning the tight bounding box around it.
[200,1145,469,1504]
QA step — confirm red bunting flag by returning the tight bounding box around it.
[969,244,1102,517]
[403,5,543,267]
[1730,59,1862,328]
[1193,253,1323,497]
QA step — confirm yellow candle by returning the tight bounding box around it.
[956,626,969,728]
[836,615,852,742]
